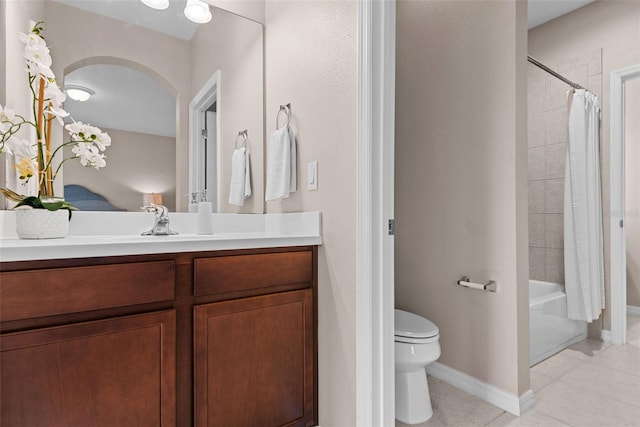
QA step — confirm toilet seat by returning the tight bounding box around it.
[395,309,439,344]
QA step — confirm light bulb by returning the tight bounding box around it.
[141,0,169,10]
[184,0,212,24]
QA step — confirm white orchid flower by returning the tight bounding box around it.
[35,64,55,80]
[0,105,16,124]
[24,45,52,68]
[89,151,107,169]
[45,104,69,126]
[5,137,36,159]
[94,132,111,150]
[44,81,66,105]
[66,121,91,137]
[65,120,84,135]
[67,121,103,142]
[5,20,112,197]
[73,143,106,169]
[18,31,46,50]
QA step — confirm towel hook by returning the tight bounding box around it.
[276,103,291,129]
[235,130,248,149]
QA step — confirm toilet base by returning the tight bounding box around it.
[395,369,433,424]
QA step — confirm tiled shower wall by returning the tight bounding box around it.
[527,49,602,283]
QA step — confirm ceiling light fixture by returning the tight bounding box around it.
[140,0,169,10]
[184,0,212,24]
[65,85,95,102]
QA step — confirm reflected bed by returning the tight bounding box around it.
[64,184,125,211]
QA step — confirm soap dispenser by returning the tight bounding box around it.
[197,190,213,235]
[188,192,199,213]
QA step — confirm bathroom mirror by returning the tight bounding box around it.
[3,0,264,213]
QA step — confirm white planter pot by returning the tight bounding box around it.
[15,208,70,239]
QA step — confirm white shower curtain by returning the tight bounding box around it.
[564,89,605,322]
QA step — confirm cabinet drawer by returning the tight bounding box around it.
[194,251,312,297]
[0,261,175,322]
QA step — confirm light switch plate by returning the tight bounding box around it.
[308,161,318,191]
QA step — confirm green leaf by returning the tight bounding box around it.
[15,196,77,220]
[15,196,44,209]
[0,188,27,203]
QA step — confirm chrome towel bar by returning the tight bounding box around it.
[457,276,497,292]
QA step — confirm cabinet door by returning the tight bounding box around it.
[195,289,314,427]
[1,310,176,427]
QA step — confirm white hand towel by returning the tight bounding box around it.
[288,127,296,192]
[228,147,252,206]
[265,126,297,201]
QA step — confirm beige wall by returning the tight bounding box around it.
[191,7,264,213]
[527,50,603,283]
[264,0,357,424]
[626,78,640,307]
[395,0,529,396]
[529,0,640,331]
[64,128,176,212]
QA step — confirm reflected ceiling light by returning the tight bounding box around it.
[184,0,212,24]
[65,85,95,102]
[140,0,169,10]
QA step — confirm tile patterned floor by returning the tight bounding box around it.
[397,315,640,427]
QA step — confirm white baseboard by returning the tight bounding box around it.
[601,329,612,343]
[627,305,640,317]
[426,362,534,416]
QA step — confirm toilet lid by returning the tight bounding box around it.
[394,309,439,339]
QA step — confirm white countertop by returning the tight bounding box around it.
[0,211,322,262]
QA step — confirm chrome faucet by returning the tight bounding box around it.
[142,204,178,236]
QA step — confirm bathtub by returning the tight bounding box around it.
[529,280,587,366]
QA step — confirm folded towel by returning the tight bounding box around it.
[228,147,252,206]
[265,126,297,201]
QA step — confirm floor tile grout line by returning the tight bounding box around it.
[578,358,640,379]
[482,410,508,426]
[550,374,640,416]
[536,407,576,427]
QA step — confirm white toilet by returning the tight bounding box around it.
[395,309,441,424]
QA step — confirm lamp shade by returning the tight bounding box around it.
[141,0,169,10]
[143,192,163,206]
[184,0,212,24]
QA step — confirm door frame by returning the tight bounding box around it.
[610,63,640,344]
[356,0,396,425]
[189,70,221,210]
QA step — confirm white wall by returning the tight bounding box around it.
[395,0,530,396]
[529,0,640,331]
[264,0,358,424]
[626,77,640,307]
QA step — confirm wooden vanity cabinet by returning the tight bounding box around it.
[0,246,318,427]
[1,311,176,427]
[193,248,317,427]
[0,258,178,427]
[194,289,314,427]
